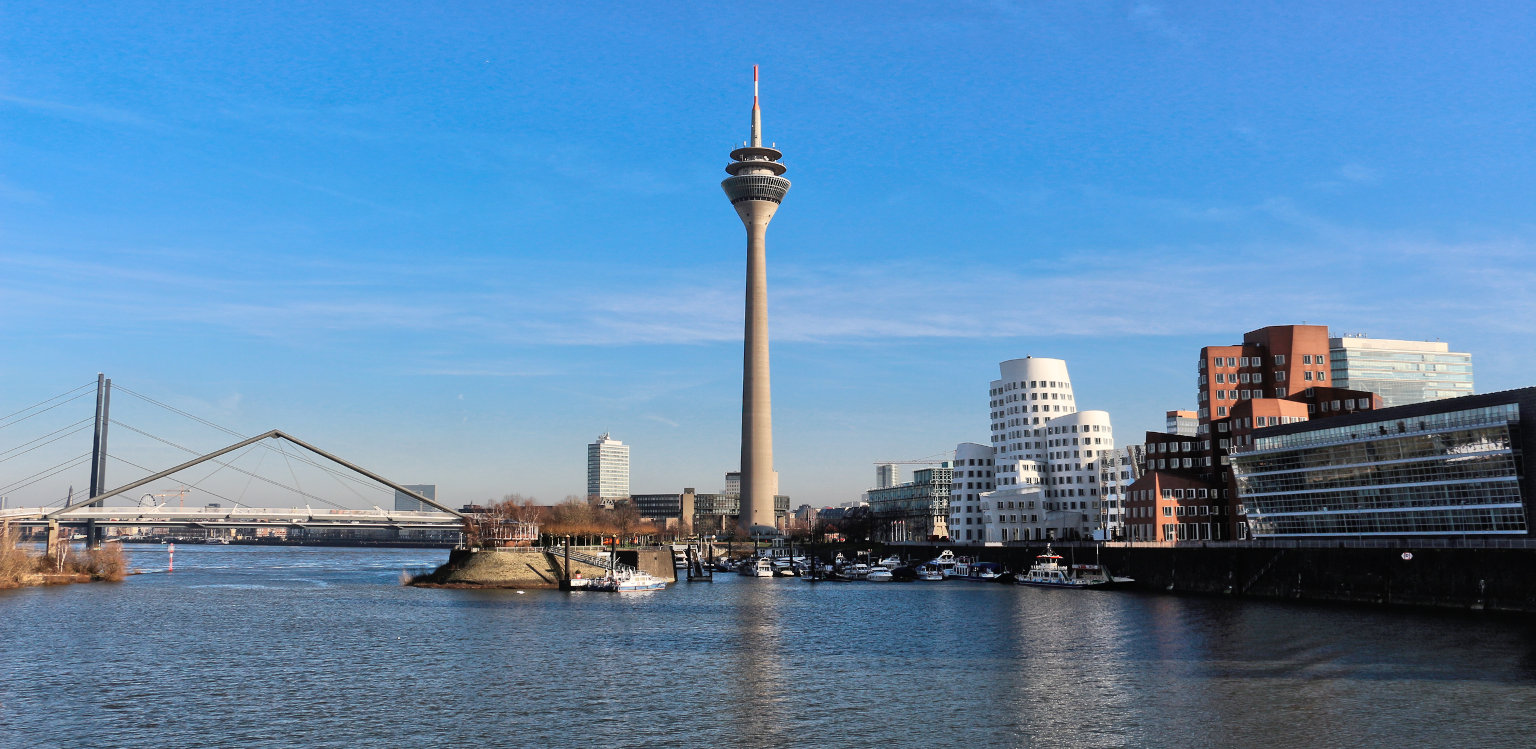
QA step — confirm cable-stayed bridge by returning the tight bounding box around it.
[0,377,466,546]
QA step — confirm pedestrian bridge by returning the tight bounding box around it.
[0,504,463,530]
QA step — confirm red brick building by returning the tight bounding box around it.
[1124,325,1384,542]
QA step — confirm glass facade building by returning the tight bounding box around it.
[1231,390,1534,537]
[1330,336,1473,407]
[393,484,437,513]
[868,465,952,542]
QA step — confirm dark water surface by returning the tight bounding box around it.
[3,545,1535,748]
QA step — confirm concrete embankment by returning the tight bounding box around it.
[409,547,676,590]
[883,541,1536,614]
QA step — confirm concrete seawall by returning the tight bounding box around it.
[869,542,1536,614]
[410,547,676,590]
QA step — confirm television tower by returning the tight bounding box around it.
[722,65,790,537]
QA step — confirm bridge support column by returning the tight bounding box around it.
[45,520,61,562]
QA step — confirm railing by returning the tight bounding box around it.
[0,505,462,525]
[1097,537,1536,550]
[479,545,639,577]
[889,536,1536,551]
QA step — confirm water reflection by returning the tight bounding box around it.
[1,546,1534,748]
[726,581,790,739]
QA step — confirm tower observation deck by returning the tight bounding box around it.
[723,66,789,538]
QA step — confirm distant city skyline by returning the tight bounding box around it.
[1,3,1533,509]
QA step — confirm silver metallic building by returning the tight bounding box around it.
[1231,389,1533,537]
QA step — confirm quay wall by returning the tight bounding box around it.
[411,547,676,589]
[615,548,677,582]
[869,542,1536,614]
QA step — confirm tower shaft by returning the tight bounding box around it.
[740,217,777,534]
[722,66,790,537]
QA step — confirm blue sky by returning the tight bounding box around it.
[2,2,1533,509]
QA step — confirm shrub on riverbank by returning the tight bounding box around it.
[0,523,128,587]
[0,522,41,588]
[81,542,127,582]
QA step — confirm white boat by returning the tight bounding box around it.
[865,565,894,582]
[570,567,668,592]
[926,550,959,578]
[914,563,945,581]
[740,557,775,577]
[877,554,902,569]
[953,561,1003,581]
[613,570,668,591]
[1014,545,1132,589]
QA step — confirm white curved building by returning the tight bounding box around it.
[948,442,995,542]
[953,357,1117,543]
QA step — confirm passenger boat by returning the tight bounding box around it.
[914,563,945,581]
[925,550,959,578]
[877,554,902,569]
[772,560,800,577]
[614,570,668,592]
[1014,546,1131,589]
[865,565,894,582]
[573,569,668,592]
[740,557,775,577]
[953,561,1004,581]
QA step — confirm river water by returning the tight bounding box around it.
[2,545,1534,748]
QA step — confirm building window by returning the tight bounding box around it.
[1274,354,1285,365]
[1303,354,1313,364]
[1304,371,1314,381]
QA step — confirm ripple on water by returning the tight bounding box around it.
[2,548,1535,748]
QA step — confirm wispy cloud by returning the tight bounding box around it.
[1129,2,1196,48]
[1337,163,1380,185]
[0,93,163,129]
[3,208,1532,352]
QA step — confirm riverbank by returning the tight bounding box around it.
[408,546,676,589]
[840,540,1536,614]
[0,529,128,590]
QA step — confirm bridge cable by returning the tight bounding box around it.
[108,420,353,510]
[151,440,263,509]
[108,452,254,511]
[112,385,391,497]
[234,447,267,506]
[0,385,96,432]
[0,453,92,498]
[275,439,306,507]
[0,380,95,424]
[0,418,95,464]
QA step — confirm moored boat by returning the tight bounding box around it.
[914,562,945,581]
[739,557,775,577]
[1014,545,1132,589]
[925,550,959,578]
[954,561,1003,581]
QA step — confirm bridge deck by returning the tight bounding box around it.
[0,506,464,527]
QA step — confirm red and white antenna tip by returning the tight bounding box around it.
[753,65,760,106]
